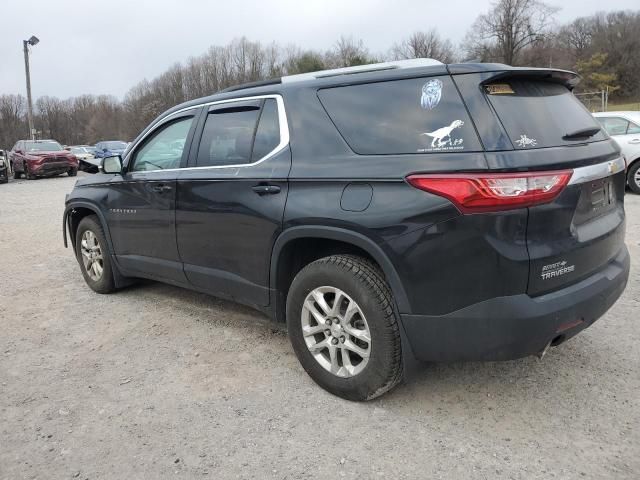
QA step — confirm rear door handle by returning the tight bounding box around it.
[252,184,281,195]
[151,184,172,193]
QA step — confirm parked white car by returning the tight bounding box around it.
[593,111,640,193]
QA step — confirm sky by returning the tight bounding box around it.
[0,0,637,100]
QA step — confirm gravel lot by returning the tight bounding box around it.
[1,173,639,480]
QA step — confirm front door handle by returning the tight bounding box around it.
[252,184,281,195]
[151,184,172,193]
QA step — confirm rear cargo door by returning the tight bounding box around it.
[455,72,626,295]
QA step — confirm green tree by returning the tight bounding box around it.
[575,52,619,93]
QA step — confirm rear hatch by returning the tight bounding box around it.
[452,67,626,295]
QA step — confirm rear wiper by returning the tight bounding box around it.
[562,127,601,141]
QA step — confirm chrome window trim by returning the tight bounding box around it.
[124,94,289,173]
[567,157,625,185]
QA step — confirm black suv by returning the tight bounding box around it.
[63,60,629,400]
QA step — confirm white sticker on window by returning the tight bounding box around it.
[515,134,537,148]
[419,120,465,152]
[420,79,443,110]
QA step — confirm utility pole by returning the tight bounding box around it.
[22,36,39,140]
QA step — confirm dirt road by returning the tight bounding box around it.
[1,173,638,479]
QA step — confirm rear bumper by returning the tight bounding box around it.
[401,246,630,361]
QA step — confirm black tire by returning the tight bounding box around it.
[24,165,34,180]
[68,167,78,177]
[13,167,21,179]
[286,254,403,401]
[628,161,640,195]
[75,215,116,294]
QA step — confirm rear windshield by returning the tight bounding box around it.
[318,76,482,155]
[484,80,606,149]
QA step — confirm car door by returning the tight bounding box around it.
[10,141,24,172]
[176,95,290,306]
[107,109,202,284]
[597,116,640,161]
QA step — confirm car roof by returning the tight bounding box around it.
[593,111,640,120]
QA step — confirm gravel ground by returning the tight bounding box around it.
[1,173,639,480]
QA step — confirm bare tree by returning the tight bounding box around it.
[389,30,456,63]
[328,36,371,67]
[464,0,559,65]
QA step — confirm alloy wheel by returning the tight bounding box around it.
[80,230,104,281]
[301,286,371,378]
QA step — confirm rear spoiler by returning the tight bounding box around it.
[447,63,581,90]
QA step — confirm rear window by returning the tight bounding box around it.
[317,76,482,155]
[485,80,606,149]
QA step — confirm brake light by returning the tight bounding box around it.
[406,170,573,213]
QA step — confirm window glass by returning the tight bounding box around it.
[317,76,481,155]
[596,117,629,136]
[196,108,260,167]
[487,81,606,149]
[251,99,280,161]
[25,141,63,151]
[626,121,640,134]
[131,116,193,172]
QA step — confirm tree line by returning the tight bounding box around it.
[1,2,638,150]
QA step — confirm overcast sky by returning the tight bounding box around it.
[0,0,637,100]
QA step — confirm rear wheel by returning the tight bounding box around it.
[13,166,21,179]
[628,161,640,194]
[286,254,403,401]
[75,216,115,294]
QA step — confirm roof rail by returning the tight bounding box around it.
[281,58,443,83]
[220,78,282,93]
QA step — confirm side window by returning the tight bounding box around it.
[130,116,194,172]
[12,142,20,151]
[251,99,280,161]
[627,121,640,134]
[196,107,260,167]
[598,117,629,136]
[317,76,481,155]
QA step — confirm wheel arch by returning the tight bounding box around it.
[270,226,410,323]
[64,201,114,254]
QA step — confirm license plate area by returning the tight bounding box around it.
[573,175,617,225]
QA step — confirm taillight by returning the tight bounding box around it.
[406,170,573,213]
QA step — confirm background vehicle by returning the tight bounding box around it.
[10,140,78,179]
[593,111,640,193]
[93,141,128,159]
[0,149,8,183]
[64,60,629,401]
[68,146,100,173]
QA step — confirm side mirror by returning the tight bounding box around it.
[16,149,23,155]
[101,155,122,174]
[103,148,108,152]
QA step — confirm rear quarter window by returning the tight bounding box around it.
[317,76,482,155]
[485,80,606,149]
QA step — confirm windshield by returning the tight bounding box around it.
[103,141,126,150]
[25,141,63,152]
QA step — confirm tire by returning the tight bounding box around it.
[75,215,116,294]
[24,165,34,180]
[286,254,403,401]
[628,161,640,195]
[68,167,78,177]
[13,167,21,179]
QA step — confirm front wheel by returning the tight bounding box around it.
[68,167,78,177]
[75,216,115,293]
[628,161,640,194]
[286,255,403,401]
[24,165,35,180]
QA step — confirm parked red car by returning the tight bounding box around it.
[10,139,78,179]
